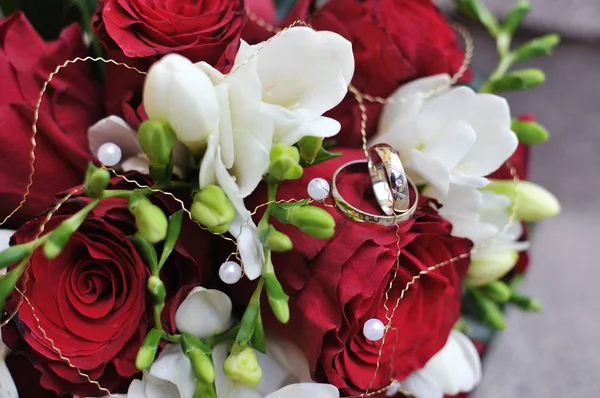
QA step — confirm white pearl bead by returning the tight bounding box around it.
[307,178,330,201]
[219,261,242,285]
[363,318,385,341]
[97,142,122,167]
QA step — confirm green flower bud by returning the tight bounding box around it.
[511,34,560,63]
[466,249,519,287]
[0,244,31,269]
[263,273,290,323]
[191,185,236,234]
[510,288,542,311]
[84,167,111,198]
[267,144,303,182]
[484,180,561,221]
[194,381,217,398]
[147,276,166,304]
[261,225,293,252]
[479,280,512,303]
[133,199,169,244]
[136,328,163,370]
[138,121,177,167]
[502,0,531,35]
[223,345,262,386]
[484,69,545,92]
[43,222,76,260]
[471,289,506,330]
[182,333,216,384]
[297,136,323,164]
[511,119,549,144]
[288,206,335,239]
[457,0,499,37]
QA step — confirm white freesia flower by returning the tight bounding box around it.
[0,231,18,398]
[371,74,518,196]
[400,331,482,398]
[144,54,220,153]
[236,27,354,145]
[175,287,233,338]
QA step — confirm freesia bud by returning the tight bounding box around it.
[484,180,561,221]
[143,53,219,154]
[223,345,262,386]
[147,276,166,304]
[297,136,323,164]
[479,280,512,303]
[0,244,31,269]
[138,120,177,166]
[485,69,545,92]
[136,328,163,370]
[182,333,216,384]
[510,288,542,311]
[132,198,169,244]
[261,225,293,252]
[191,185,236,234]
[263,273,290,323]
[194,381,217,398]
[502,0,531,35]
[471,289,506,330]
[466,249,519,287]
[267,144,303,182]
[84,164,110,198]
[511,119,549,144]
[288,206,335,239]
[43,222,76,260]
[511,34,560,63]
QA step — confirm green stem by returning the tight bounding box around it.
[164,333,182,344]
[204,324,241,348]
[153,303,164,332]
[102,188,153,198]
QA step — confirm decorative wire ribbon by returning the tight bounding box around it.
[0,9,523,398]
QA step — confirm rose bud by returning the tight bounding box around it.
[136,328,163,371]
[466,249,519,287]
[484,180,561,221]
[223,345,263,386]
[288,206,335,239]
[130,196,169,243]
[191,185,236,234]
[143,54,219,154]
[267,144,303,183]
[182,333,216,385]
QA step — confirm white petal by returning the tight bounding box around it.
[400,372,444,398]
[213,343,262,398]
[268,107,340,146]
[0,230,14,253]
[421,119,476,172]
[175,287,232,338]
[409,149,451,196]
[317,30,355,85]
[149,344,195,398]
[418,331,482,395]
[0,361,17,398]
[265,383,340,398]
[229,213,264,281]
[199,133,219,189]
[195,61,225,85]
[88,115,140,160]
[121,155,150,174]
[127,378,148,398]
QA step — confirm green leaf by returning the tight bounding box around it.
[129,236,159,275]
[300,147,342,167]
[158,210,184,270]
[502,0,531,35]
[250,307,267,354]
[511,34,561,63]
[270,199,310,224]
[511,119,549,144]
[236,302,259,345]
[457,0,500,37]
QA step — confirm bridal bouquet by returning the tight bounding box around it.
[0,0,560,397]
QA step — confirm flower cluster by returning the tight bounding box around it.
[0,0,560,397]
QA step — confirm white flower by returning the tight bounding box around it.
[236,27,354,145]
[0,317,18,398]
[400,331,482,398]
[371,74,518,196]
[144,54,220,153]
[213,335,339,398]
[175,287,233,339]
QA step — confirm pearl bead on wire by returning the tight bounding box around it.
[363,318,385,341]
[97,142,122,167]
[307,178,330,201]
[219,261,242,285]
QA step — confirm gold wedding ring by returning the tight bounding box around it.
[331,160,418,227]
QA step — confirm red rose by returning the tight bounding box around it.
[5,177,213,397]
[244,0,469,148]
[92,0,246,127]
[247,149,472,396]
[0,13,102,229]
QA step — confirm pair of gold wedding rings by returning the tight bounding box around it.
[331,144,418,227]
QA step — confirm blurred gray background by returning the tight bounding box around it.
[439,1,600,397]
